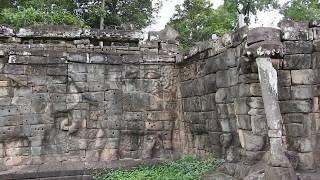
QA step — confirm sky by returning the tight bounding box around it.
[145,0,290,32]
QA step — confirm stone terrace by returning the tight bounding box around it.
[0,21,319,179]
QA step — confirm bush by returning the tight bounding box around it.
[94,156,220,180]
[0,7,84,28]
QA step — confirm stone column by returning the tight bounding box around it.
[256,57,297,180]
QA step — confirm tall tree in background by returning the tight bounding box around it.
[224,0,279,25]
[0,0,84,28]
[169,0,236,49]
[79,0,161,29]
[281,0,320,21]
[0,0,159,30]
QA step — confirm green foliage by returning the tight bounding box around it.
[224,0,279,24]
[0,0,84,28]
[81,0,159,29]
[281,0,320,21]
[0,7,84,28]
[93,156,220,180]
[169,0,236,49]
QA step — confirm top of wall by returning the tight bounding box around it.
[0,25,180,64]
[180,20,320,63]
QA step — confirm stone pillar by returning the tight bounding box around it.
[256,57,297,180]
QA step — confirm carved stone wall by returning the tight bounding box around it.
[0,25,179,171]
[0,21,320,178]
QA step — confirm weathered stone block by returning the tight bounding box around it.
[283,54,311,69]
[215,88,228,103]
[312,52,320,69]
[279,87,291,100]
[234,98,250,115]
[216,70,229,88]
[283,113,309,124]
[236,115,251,130]
[279,20,312,41]
[298,152,315,171]
[248,97,264,109]
[286,123,304,137]
[183,97,202,112]
[278,70,291,86]
[217,104,229,118]
[204,73,216,94]
[291,85,313,99]
[291,69,314,85]
[283,41,313,54]
[0,87,9,97]
[247,27,281,45]
[201,94,216,111]
[251,115,267,135]
[238,130,264,151]
[280,100,312,113]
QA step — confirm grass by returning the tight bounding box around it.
[93,156,220,180]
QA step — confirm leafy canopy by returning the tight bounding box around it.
[80,0,160,29]
[281,0,320,21]
[224,0,279,24]
[169,0,236,49]
[0,0,158,29]
[0,0,84,28]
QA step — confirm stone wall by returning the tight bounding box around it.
[0,25,179,170]
[0,21,320,178]
[176,20,320,176]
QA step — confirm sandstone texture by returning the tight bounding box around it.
[0,21,319,179]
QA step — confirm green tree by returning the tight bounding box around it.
[224,0,279,25]
[280,0,320,21]
[168,0,236,49]
[79,0,161,29]
[0,0,84,28]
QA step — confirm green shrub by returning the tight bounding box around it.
[0,7,84,28]
[94,156,220,180]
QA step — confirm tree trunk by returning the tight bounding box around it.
[99,0,105,47]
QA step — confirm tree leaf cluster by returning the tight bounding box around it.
[0,0,158,29]
[281,0,320,21]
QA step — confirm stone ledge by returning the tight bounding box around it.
[0,159,165,180]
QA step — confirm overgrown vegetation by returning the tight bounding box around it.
[93,156,220,180]
[281,0,320,21]
[0,0,159,29]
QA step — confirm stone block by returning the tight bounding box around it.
[236,115,251,130]
[291,85,313,99]
[219,118,231,132]
[180,80,194,98]
[248,97,264,109]
[215,88,228,103]
[279,20,312,41]
[251,115,267,135]
[239,74,259,84]
[216,70,229,88]
[287,137,312,153]
[204,73,216,94]
[280,100,312,113]
[208,132,222,145]
[291,69,314,85]
[298,152,315,171]
[238,129,264,151]
[283,54,311,69]
[217,104,229,119]
[279,87,291,100]
[201,94,215,111]
[278,70,291,86]
[283,113,309,124]
[234,98,250,115]
[0,87,9,97]
[183,97,202,112]
[247,27,281,45]
[286,123,304,137]
[283,41,313,54]
[312,52,320,69]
